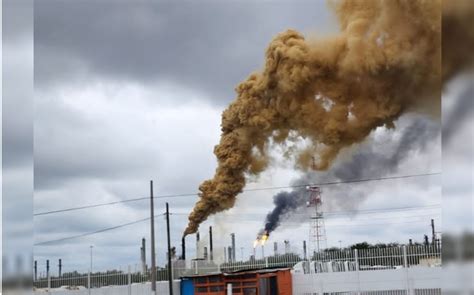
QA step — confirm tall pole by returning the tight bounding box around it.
[150,180,157,294]
[166,203,174,295]
[141,238,147,273]
[58,259,62,277]
[90,246,93,273]
[431,219,436,245]
[46,260,50,279]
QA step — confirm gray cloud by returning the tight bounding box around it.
[32,1,443,272]
[34,0,335,105]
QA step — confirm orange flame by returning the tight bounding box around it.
[254,231,269,248]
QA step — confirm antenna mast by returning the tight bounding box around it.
[307,186,327,255]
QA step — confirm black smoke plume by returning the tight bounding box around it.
[259,115,440,237]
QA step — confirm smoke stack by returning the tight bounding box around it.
[303,241,307,260]
[34,260,37,281]
[284,240,290,254]
[409,239,413,246]
[196,231,200,259]
[228,247,233,263]
[231,233,236,262]
[209,226,213,261]
[141,238,147,273]
[181,236,186,260]
[274,242,278,256]
[203,247,208,260]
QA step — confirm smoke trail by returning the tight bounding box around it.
[184,0,441,236]
[257,115,440,236]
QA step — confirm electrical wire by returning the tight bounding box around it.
[34,172,440,217]
[34,205,440,246]
[34,214,164,246]
[167,204,440,216]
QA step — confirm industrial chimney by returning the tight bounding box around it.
[303,240,307,260]
[181,236,186,260]
[209,226,214,261]
[227,247,233,263]
[274,242,278,256]
[196,231,200,259]
[284,240,290,254]
[231,233,236,262]
[203,247,208,260]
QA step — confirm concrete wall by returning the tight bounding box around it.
[292,266,441,294]
[34,280,180,295]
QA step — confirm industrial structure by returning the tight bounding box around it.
[306,186,327,254]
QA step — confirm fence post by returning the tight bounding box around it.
[403,246,414,295]
[354,249,361,295]
[403,245,408,268]
[128,265,132,295]
[88,271,91,295]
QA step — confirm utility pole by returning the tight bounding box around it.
[150,180,157,294]
[141,238,147,273]
[166,203,174,295]
[46,260,50,290]
[90,246,93,273]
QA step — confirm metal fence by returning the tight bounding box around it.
[33,245,441,292]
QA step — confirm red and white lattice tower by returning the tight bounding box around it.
[306,186,327,254]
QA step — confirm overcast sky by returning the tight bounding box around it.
[31,0,445,275]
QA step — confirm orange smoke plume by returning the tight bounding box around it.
[184,0,441,236]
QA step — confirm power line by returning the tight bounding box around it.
[242,172,440,192]
[168,204,441,216]
[34,205,440,246]
[34,197,149,216]
[35,215,440,247]
[34,214,164,246]
[34,172,440,217]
